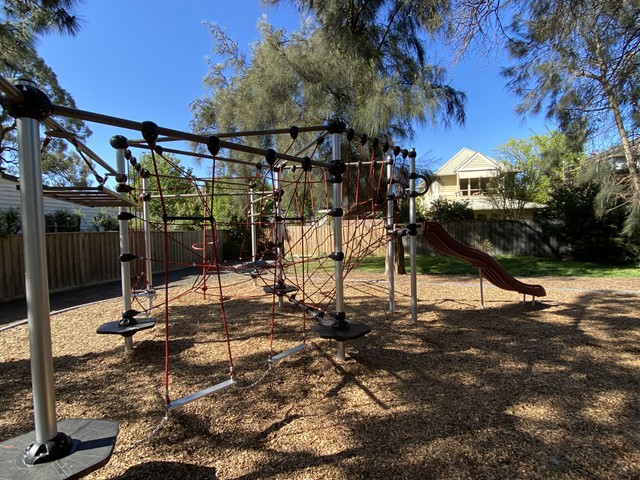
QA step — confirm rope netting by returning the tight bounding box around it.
[113,125,411,410]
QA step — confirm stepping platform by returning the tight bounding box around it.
[242,259,270,269]
[96,318,156,337]
[263,283,298,296]
[236,259,271,276]
[313,319,372,341]
[0,418,118,480]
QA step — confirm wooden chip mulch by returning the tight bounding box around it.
[1,273,639,479]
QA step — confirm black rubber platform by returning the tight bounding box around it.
[0,418,118,480]
[242,259,270,269]
[312,319,372,341]
[96,318,156,337]
[263,284,299,296]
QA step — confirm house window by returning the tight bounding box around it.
[459,177,489,196]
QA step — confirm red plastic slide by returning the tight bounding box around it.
[421,221,546,297]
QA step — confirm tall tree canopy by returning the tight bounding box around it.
[504,0,640,235]
[192,0,466,149]
[1,0,91,185]
[441,0,640,235]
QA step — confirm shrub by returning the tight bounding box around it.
[428,198,474,222]
[0,207,21,235]
[535,183,639,264]
[45,208,83,232]
[92,209,119,231]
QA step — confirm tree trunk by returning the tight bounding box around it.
[395,234,406,274]
[384,231,407,275]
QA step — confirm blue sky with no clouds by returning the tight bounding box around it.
[35,0,553,176]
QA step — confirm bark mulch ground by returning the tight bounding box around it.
[1,273,639,479]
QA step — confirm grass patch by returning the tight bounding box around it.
[355,255,640,277]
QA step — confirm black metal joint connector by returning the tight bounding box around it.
[326,119,346,134]
[207,136,220,156]
[141,121,159,145]
[0,81,52,120]
[327,160,346,183]
[330,251,344,262]
[265,148,277,166]
[110,135,128,150]
[329,207,343,218]
[302,156,312,172]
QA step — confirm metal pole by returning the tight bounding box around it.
[275,168,284,308]
[479,268,485,309]
[2,79,119,472]
[141,176,154,311]
[51,104,329,168]
[18,114,58,445]
[116,147,134,351]
[386,155,395,314]
[250,186,258,287]
[409,148,418,323]
[332,132,346,361]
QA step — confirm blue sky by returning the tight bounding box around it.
[36,0,553,176]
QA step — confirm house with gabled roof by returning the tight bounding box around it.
[422,147,543,220]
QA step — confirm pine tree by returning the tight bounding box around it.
[1,0,91,185]
[499,0,640,235]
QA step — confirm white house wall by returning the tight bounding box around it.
[0,176,118,231]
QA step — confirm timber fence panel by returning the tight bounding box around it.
[285,219,388,260]
[0,235,23,300]
[0,222,558,303]
[405,221,559,258]
[0,230,227,302]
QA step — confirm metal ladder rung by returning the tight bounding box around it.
[268,343,306,364]
[132,289,155,299]
[167,378,237,411]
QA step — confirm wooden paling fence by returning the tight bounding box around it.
[285,219,559,259]
[407,220,559,258]
[285,219,388,258]
[0,220,557,302]
[0,230,227,302]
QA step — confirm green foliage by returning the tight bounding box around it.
[535,182,639,264]
[45,208,83,232]
[495,131,584,202]
[428,198,474,222]
[133,153,202,231]
[220,223,252,260]
[192,2,466,225]
[501,0,640,234]
[91,209,119,231]
[486,131,584,220]
[192,2,466,154]
[1,0,91,185]
[0,206,20,234]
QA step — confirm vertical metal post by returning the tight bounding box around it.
[386,155,395,314]
[408,148,418,323]
[250,186,258,286]
[479,268,485,309]
[332,132,346,361]
[116,147,134,351]
[274,168,284,308]
[141,175,154,311]
[18,114,58,445]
